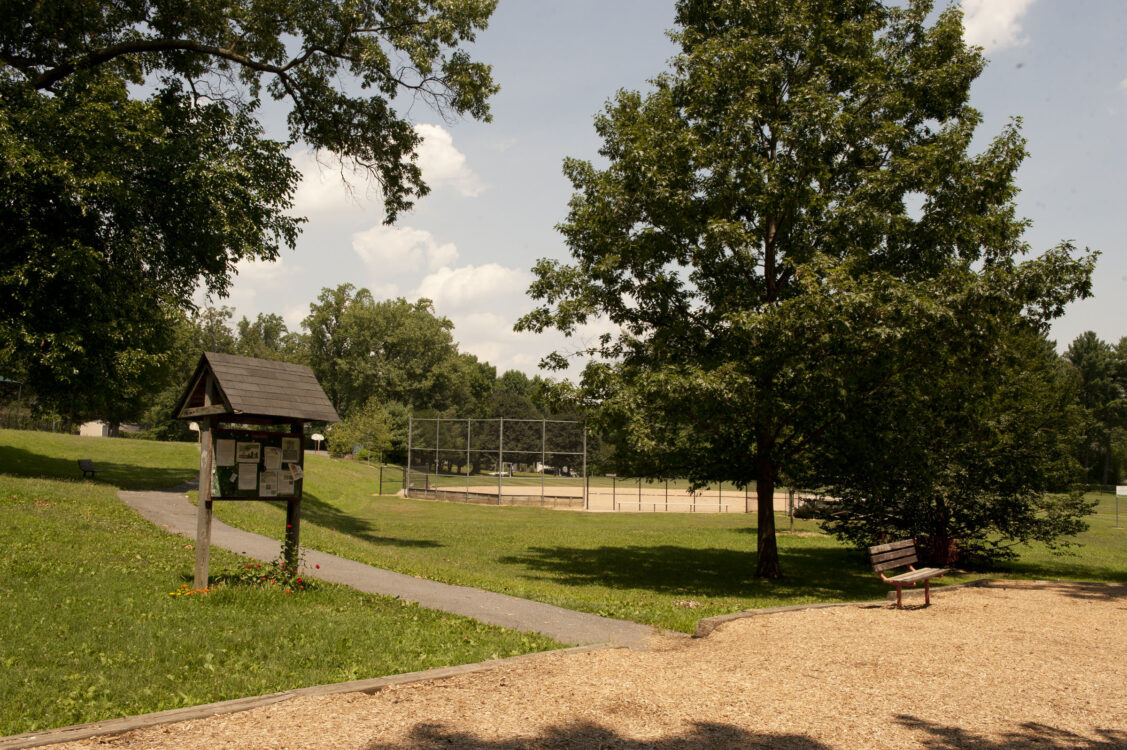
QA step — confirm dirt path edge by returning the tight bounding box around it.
[0,645,618,750]
[691,577,996,637]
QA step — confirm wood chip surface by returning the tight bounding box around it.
[48,582,1127,749]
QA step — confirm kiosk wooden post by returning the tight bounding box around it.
[194,416,214,589]
[284,420,304,571]
[174,353,338,588]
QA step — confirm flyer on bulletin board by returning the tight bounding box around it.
[260,470,279,497]
[263,446,282,470]
[281,437,301,463]
[236,442,261,462]
[215,439,235,467]
[211,428,303,499]
[237,462,258,491]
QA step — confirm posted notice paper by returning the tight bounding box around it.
[263,446,282,471]
[215,439,235,467]
[237,462,258,491]
[260,470,279,497]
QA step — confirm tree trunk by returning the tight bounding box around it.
[1102,432,1112,486]
[755,460,783,579]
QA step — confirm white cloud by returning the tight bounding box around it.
[290,149,381,217]
[1119,77,1127,93]
[282,303,309,330]
[961,0,1036,52]
[352,225,460,275]
[413,263,530,311]
[414,124,484,197]
[221,256,301,316]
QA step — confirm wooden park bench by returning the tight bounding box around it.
[77,459,103,480]
[869,538,948,608]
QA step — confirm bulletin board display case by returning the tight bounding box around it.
[210,427,304,500]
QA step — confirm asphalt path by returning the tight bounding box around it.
[119,486,662,649]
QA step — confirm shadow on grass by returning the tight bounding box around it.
[364,721,831,749]
[992,557,1127,585]
[1002,580,1127,603]
[498,543,886,601]
[0,445,194,490]
[299,490,443,549]
[896,715,1127,748]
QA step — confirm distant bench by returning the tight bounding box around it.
[77,459,103,480]
[869,538,948,608]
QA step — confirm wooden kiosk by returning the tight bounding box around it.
[173,352,339,588]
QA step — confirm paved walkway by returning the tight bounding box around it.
[119,487,661,649]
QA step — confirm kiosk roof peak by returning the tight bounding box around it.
[174,352,340,423]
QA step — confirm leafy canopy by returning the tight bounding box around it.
[0,0,498,419]
[518,0,1095,578]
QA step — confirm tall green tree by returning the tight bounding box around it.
[518,0,1094,578]
[327,396,394,459]
[137,306,239,440]
[303,284,469,417]
[1065,331,1127,484]
[1,0,498,420]
[236,313,307,363]
[813,329,1092,565]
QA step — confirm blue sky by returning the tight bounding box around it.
[217,0,1127,376]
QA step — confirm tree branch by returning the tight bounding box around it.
[33,37,299,90]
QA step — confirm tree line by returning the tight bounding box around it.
[117,284,566,463]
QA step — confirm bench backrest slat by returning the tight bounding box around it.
[869,539,918,572]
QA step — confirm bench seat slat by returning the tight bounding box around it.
[870,548,919,566]
[868,539,916,555]
[886,567,947,584]
[870,543,915,561]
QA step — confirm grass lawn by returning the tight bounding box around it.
[990,492,1127,582]
[214,456,1127,633]
[210,457,937,632]
[0,431,558,737]
[5,429,1123,735]
[0,428,200,490]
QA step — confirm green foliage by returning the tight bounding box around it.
[1065,331,1127,484]
[814,330,1096,565]
[327,397,394,458]
[304,284,485,418]
[518,0,1095,578]
[214,557,315,592]
[0,73,299,421]
[1,0,498,420]
[235,313,307,363]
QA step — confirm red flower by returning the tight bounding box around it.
[315,564,320,569]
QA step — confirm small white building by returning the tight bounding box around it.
[79,421,141,437]
[79,421,110,437]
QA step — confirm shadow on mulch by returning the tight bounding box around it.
[361,718,1127,749]
[363,721,832,749]
[896,715,1127,749]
